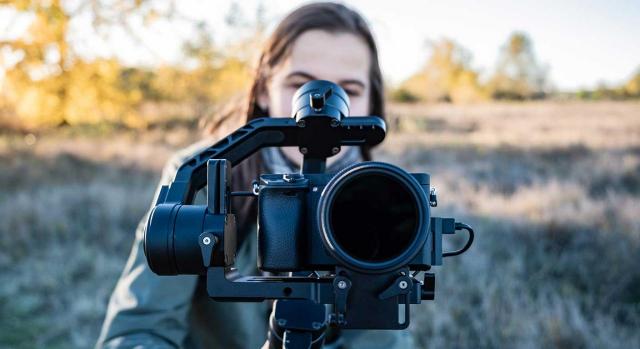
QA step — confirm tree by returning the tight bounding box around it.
[397,39,485,103]
[0,0,261,130]
[487,32,548,100]
[172,21,254,119]
[624,67,640,98]
[0,0,163,128]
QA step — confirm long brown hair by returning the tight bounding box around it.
[203,2,386,233]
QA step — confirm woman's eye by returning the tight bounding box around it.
[287,81,306,90]
[344,89,362,97]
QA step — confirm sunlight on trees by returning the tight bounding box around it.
[624,69,640,97]
[393,32,553,103]
[398,39,485,104]
[0,2,637,130]
[0,0,258,130]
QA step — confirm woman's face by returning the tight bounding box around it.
[258,30,372,166]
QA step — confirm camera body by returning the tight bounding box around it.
[258,163,437,274]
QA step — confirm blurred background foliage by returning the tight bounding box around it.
[0,0,258,131]
[1,0,639,131]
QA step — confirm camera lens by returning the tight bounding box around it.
[319,162,429,273]
[330,173,417,262]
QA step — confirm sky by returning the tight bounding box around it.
[1,0,639,90]
[233,0,640,90]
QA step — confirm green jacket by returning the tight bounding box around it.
[96,142,415,348]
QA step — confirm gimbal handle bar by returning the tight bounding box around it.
[156,115,386,206]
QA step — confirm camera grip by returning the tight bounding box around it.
[258,187,307,271]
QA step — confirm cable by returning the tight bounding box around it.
[443,222,474,257]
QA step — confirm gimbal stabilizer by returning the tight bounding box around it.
[144,80,474,348]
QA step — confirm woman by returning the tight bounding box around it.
[96,3,414,348]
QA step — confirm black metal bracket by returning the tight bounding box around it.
[206,266,335,303]
[330,276,352,326]
[198,232,218,268]
[268,299,328,349]
[154,116,386,206]
[378,274,413,300]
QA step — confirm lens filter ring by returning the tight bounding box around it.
[318,162,430,273]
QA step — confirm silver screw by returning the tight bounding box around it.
[337,280,347,289]
[297,120,306,128]
[278,319,287,326]
[330,119,340,127]
[312,187,318,192]
[312,322,322,330]
[331,147,340,155]
[202,236,211,245]
[398,280,408,289]
[300,147,308,154]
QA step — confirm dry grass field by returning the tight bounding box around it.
[1,101,639,348]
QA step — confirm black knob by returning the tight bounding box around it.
[310,92,325,109]
[421,273,435,300]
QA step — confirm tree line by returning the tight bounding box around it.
[0,1,638,131]
[0,0,258,130]
[391,32,640,103]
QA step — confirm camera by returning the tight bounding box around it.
[257,162,433,274]
[143,80,473,340]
